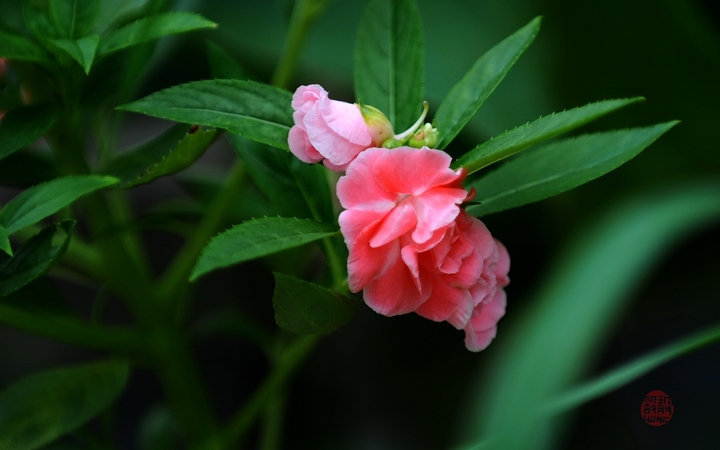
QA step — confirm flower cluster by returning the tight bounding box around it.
[288,85,510,352]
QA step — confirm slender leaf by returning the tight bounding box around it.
[50,35,99,74]
[0,360,128,450]
[97,12,217,56]
[24,4,58,43]
[459,182,720,450]
[0,226,10,256]
[116,128,221,188]
[190,217,339,281]
[0,176,118,235]
[467,122,678,217]
[354,0,425,131]
[546,323,720,416]
[102,124,190,183]
[272,272,358,335]
[49,0,100,38]
[454,97,645,173]
[0,29,51,64]
[228,135,334,221]
[206,40,250,80]
[434,17,542,149]
[0,221,74,297]
[0,104,60,162]
[118,80,293,150]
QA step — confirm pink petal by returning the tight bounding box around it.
[415,273,474,328]
[464,290,507,352]
[336,148,396,211]
[373,147,463,195]
[318,99,373,146]
[410,187,466,243]
[288,125,323,163]
[291,84,327,114]
[369,202,417,248]
[342,214,396,292]
[363,250,429,316]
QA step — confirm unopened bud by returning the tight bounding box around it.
[381,138,405,149]
[407,123,439,148]
[359,104,394,146]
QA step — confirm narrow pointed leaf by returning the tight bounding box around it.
[0,360,128,450]
[461,182,720,450]
[50,35,99,74]
[0,176,118,235]
[97,12,217,56]
[114,128,221,188]
[273,272,358,335]
[228,135,333,221]
[24,4,58,43]
[454,97,645,173]
[0,226,10,256]
[0,104,60,162]
[435,17,542,149]
[102,124,190,183]
[546,323,720,416]
[49,0,100,38]
[118,80,293,150]
[467,122,678,217]
[206,40,250,80]
[0,221,74,297]
[354,0,425,131]
[190,217,339,281]
[0,29,51,64]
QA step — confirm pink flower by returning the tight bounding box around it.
[288,85,391,171]
[337,147,510,351]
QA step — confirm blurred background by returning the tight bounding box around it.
[1,0,720,448]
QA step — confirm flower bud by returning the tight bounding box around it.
[359,104,395,146]
[407,123,439,148]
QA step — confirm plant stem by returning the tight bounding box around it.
[0,304,146,357]
[271,0,335,89]
[260,390,287,450]
[223,335,320,447]
[156,160,247,318]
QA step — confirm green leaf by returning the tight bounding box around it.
[118,80,293,150]
[434,16,542,149]
[115,128,221,188]
[467,122,678,217]
[545,323,720,416]
[190,217,339,281]
[0,104,60,163]
[460,182,720,450]
[102,124,190,183]
[49,0,100,39]
[0,221,74,297]
[0,175,118,235]
[206,40,250,80]
[354,0,425,131]
[0,360,128,450]
[454,97,645,174]
[0,226,10,256]
[24,4,58,43]
[49,35,99,73]
[0,29,51,64]
[228,135,334,222]
[272,272,358,335]
[97,12,217,56]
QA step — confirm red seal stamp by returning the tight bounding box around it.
[640,390,673,426]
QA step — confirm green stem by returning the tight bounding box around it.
[271,0,334,89]
[156,160,247,318]
[260,390,287,450]
[223,335,319,447]
[0,304,146,357]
